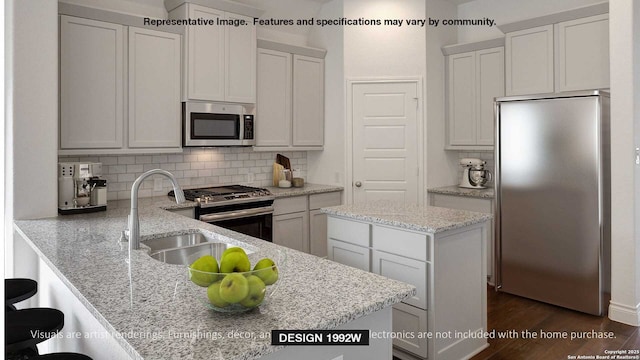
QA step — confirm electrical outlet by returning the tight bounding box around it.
[247,173,255,184]
[153,178,163,191]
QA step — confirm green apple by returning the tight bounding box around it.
[221,246,246,259]
[219,273,249,303]
[253,258,278,285]
[240,275,266,308]
[207,281,229,308]
[189,255,219,287]
[219,251,251,273]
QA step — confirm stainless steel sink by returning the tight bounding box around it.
[150,242,232,265]
[141,233,210,252]
[141,232,252,265]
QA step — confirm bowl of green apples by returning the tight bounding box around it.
[187,247,285,313]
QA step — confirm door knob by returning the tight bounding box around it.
[355,181,362,187]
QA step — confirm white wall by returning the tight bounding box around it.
[456,0,605,42]
[608,0,640,326]
[426,0,459,188]
[5,0,59,276]
[343,0,426,78]
[306,0,345,187]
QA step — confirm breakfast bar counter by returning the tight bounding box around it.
[13,201,414,360]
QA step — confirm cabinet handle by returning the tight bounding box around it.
[355,181,362,187]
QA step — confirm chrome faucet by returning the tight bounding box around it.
[126,169,185,250]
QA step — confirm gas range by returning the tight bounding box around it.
[169,185,274,208]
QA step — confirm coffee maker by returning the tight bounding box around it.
[459,158,492,189]
[58,162,108,214]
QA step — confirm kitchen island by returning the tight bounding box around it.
[13,198,415,360]
[322,201,492,360]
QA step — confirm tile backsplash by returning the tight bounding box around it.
[457,151,494,186]
[59,148,307,201]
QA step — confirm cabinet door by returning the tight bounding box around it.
[392,302,428,358]
[273,211,309,253]
[186,4,224,101]
[292,55,324,147]
[60,16,124,149]
[225,13,256,103]
[505,25,554,95]
[309,209,328,257]
[556,14,609,92]
[476,47,504,146]
[448,51,476,146]
[256,49,291,146]
[128,27,181,148]
[327,239,370,272]
[372,250,428,309]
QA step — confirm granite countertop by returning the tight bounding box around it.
[427,185,495,199]
[264,183,343,198]
[14,202,414,360]
[321,201,493,234]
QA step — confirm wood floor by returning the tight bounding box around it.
[471,286,640,359]
[393,286,639,360]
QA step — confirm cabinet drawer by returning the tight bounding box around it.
[309,191,341,210]
[372,225,428,262]
[392,302,428,358]
[372,251,428,309]
[328,216,370,248]
[273,196,307,215]
[327,239,370,272]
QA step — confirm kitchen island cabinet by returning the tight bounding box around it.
[14,198,413,360]
[428,185,495,284]
[323,202,492,360]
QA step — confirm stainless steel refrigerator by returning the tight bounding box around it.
[495,90,610,315]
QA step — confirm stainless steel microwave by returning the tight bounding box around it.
[183,102,255,147]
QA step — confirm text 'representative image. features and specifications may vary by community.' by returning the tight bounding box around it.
[142,16,497,28]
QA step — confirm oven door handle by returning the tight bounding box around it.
[199,206,274,223]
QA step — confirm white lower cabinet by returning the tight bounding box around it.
[393,302,429,359]
[430,193,494,284]
[273,211,309,253]
[372,250,428,310]
[327,239,370,272]
[327,215,488,360]
[273,191,342,255]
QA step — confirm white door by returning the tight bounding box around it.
[351,82,419,204]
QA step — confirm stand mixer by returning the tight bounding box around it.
[459,158,492,189]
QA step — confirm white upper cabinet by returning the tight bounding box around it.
[446,45,503,149]
[292,55,324,147]
[185,4,225,101]
[60,15,124,149]
[502,4,610,96]
[556,14,609,92]
[174,3,256,103]
[505,25,554,96]
[225,13,257,103]
[254,41,326,151]
[59,13,183,154]
[476,47,504,145]
[128,27,181,149]
[256,48,291,147]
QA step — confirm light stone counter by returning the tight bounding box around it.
[321,201,493,234]
[427,185,494,199]
[14,202,414,360]
[264,183,343,198]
